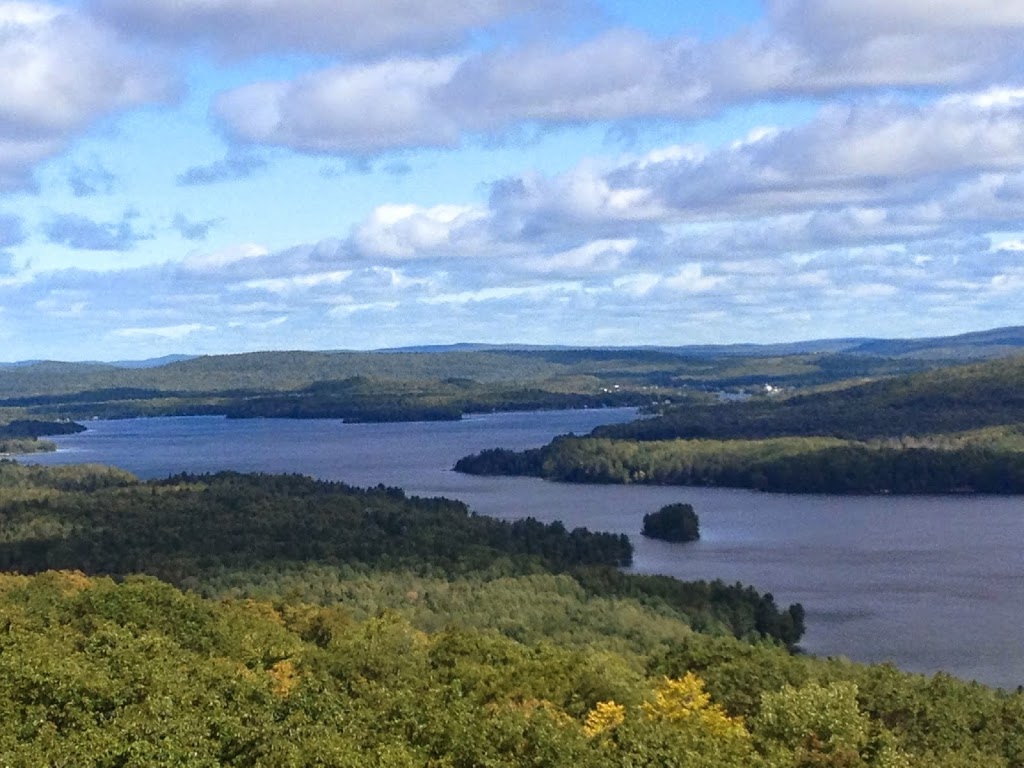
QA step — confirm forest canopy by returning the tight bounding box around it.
[455,356,1024,494]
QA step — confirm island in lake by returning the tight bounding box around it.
[642,503,700,542]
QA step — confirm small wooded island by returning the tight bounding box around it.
[642,503,700,542]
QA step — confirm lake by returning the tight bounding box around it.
[20,410,1024,689]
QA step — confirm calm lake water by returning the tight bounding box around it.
[20,410,1024,689]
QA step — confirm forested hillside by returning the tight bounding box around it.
[456,356,1024,494]
[3,565,1024,765]
[0,345,986,425]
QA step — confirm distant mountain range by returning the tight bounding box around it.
[2,326,1023,373]
[384,326,1024,361]
[0,354,197,370]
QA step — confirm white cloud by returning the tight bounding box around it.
[443,29,708,126]
[91,0,562,57]
[769,0,1024,38]
[994,239,1024,252]
[238,270,354,294]
[519,238,636,275]
[612,272,661,297]
[210,3,1024,157]
[0,2,174,190]
[327,300,401,317]
[662,264,725,293]
[353,203,487,259]
[184,243,270,272]
[486,90,1024,234]
[217,58,461,154]
[421,282,582,306]
[227,316,289,330]
[750,0,1024,91]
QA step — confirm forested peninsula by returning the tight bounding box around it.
[0,419,85,455]
[456,356,1024,494]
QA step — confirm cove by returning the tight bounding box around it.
[21,410,1024,689]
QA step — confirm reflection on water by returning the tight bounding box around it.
[22,410,1024,689]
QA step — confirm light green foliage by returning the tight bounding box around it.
[756,681,871,763]
[0,571,1022,766]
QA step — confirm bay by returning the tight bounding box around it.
[20,410,1024,689]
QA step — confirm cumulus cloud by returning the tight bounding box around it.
[442,30,707,127]
[6,1,1024,356]
[480,89,1024,240]
[211,2,1024,158]
[0,2,174,190]
[353,203,488,259]
[216,58,462,154]
[705,0,1024,98]
[43,209,151,251]
[90,0,562,57]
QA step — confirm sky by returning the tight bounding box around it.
[2,0,1024,361]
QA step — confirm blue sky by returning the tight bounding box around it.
[2,0,1024,360]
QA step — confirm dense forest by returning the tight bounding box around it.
[4,337,1024,761]
[455,356,1024,494]
[0,462,801,646]
[0,466,1022,764]
[0,340,1011,425]
[4,548,1024,763]
[642,503,701,542]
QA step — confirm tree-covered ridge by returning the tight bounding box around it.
[595,355,1024,442]
[0,462,802,646]
[0,344,998,424]
[456,356,1024,494]
[1,570,1021,766]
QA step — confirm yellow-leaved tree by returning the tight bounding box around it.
[583,672,758,767]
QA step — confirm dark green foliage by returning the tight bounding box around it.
[596,355,1024,442]
[0,419,86,439]
[454,446,546,475]
[0,463,811,647]
[456,356,1024,494]
[641,503,700,542]
[571,567,804,647]
[0,466,632,577]
[459,435,1024,494]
